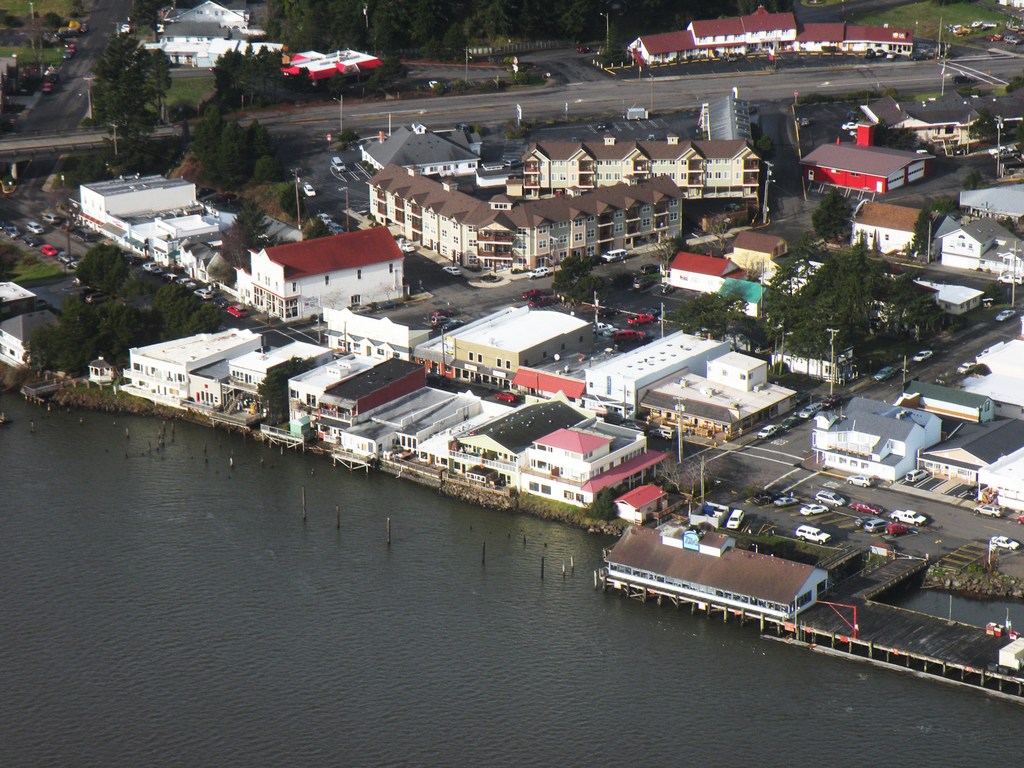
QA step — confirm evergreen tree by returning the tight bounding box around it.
[811,189,852,243]
[552,253,605,304]
[92,33,163,168]
[75,244,130,296]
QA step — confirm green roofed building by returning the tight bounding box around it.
[718,277,764,317]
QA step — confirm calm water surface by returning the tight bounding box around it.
[0,395,1019,766]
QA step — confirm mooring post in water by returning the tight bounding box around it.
[562,560,566,578]
[541,556,545,580]
[482,541,486,566]
[125,427,129,440]
[301,485,306,522]
[571,556,574,575]
[523,534,526,548]
[229,456,234,469]
[387,517,392,546]
[30,420,35,434]
[336,504,340,530]
[593,569,598,589]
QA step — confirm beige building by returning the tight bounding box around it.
[413,306,593,388]
[369,167,685,270]
[521,136,760,200]
[729,230,787,276]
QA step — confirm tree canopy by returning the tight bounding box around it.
[75,244,130,296]
[259,358,316,423]
[552,253,605,304]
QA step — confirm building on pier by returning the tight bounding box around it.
[605,525,829,621]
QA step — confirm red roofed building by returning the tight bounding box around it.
[520,422,666,507]
[236,227,404,320]
[802,125,932,195]
[281,49,383,81]
[512,366,586,403]
[615,484,667,524]
[667,252,745,294]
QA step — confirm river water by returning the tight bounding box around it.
[1,394,1019,766]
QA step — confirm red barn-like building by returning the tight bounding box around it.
[802,125,931,195]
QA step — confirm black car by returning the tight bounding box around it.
[22,236,41,248]
[639,263,660,275]
[72,228,96,243]
[952,74,975,85]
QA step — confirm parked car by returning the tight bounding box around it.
[862,517,888,533]
[612,329,645,342]
[815,491,847,507]
[780,415,802,432]
[904,468,928,483]
[594,322,616,336]
[25,221,45,235]
[891,509,928,526]
[529,295,559,308]
[885,522,911,536]
[521,288,548,301]
[951,74,976,85]
[873,365,897,381]
[758,424,780,439]
[912,350,934,362]
[847,475,873,488]
[528,266,553,279]
[302,182,316,197]
[639,263,660,275]
[850,501,884,515]
[22,236,41,248]
[494,391,520,403]
[627,313,656,326]
[773,494,799,507]
[41,213,61,225]
[975,504,1004,518]
[797,402,823,419]
[795,525,831,544]
[601,248,628,263]
[996,309,1017,322]
[226,304,249,317]
[799,504,829,516]
[990,536,1021,551]
[3,225,19,238]
[442,265,462,276]
[142,262,163,273]
[725,509,745,530]
[957,362,976,375]
[40,244,59,257]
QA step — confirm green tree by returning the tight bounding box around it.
[588,487,618,521]
[75,244,130,296]
[132,0,165,37]
[877,273,944,340]
[811,189,852,242]
[366,55,406,94]
[305,218,331,239]
[669,293,745,337]
[1016,120,1024,153]
[552,253,605,304]
[152,283,220,338]
[259,358,316,423]
[970,108,997,142]
[92,33,163,169]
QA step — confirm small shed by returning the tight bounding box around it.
[999,637,1024,670]
[615,484,667,524]
[88,356,116,384]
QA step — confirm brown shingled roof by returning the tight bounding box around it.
[606,526,819,605]
[854,201,921,233]
[732,230,786,254]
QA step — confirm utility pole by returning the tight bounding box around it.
[84,76,94,120]
[826,326,839,396]
[292,168,303,238]
[335,95,343,135]
[761,161,773,224]
[465,47,469,82]
[110,123,119,157]
[997,117,1004,178]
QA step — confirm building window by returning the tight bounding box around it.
[325,275,330,285]
[389,263,394,273]
[357,269,362,279]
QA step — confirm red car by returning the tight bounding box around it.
[613,329,645,342]
[576,46,594,53]
[521,288,548,301]
[495,391,520,403]
[41,81,54,94]
[885,522,910,536]
[850,502,884,515]
[529,295,558,308]
[226,304,249,318]
[627,313,656,325]
[1017,515,1024,525]
[40,244,59,257]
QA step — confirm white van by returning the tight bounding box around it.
[330,156,347,173]
[904,469,928,483]
[795,525,831,544]
[602,248,628,263]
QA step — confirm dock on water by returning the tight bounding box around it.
[602,525,1024,703]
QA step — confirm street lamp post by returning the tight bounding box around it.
[997,117,1004,178]
[761,161,773,224]
[84,76,94,120]
[600,12,610,51]
[335,95,343,135]
[291,168,303,238]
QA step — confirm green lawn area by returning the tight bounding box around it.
[166,75,215,114]
[0,45,69,68]
[853,1,1012,43]
[7,252,64,285]
[1,1,76,16]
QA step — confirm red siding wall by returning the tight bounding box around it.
[804,164,890,193]
[353,367,426,416]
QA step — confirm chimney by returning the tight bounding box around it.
[667,134,679,145]
[604,135,616,145]
[856,124,875,147]
[379,131,387,143]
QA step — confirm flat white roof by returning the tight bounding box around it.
[447,306,591,352]
[963,374,1024,409]
[586,331,729,381]
[0,282,35,303]
[654,373,793,414]
[133,328,262,365]
[289,355,375,391]
[712,350,763,373]
[82,175,194,198]
[231,341,330,375]
[914,279,984,306]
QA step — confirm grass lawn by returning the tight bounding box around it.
[8,252,64,285]
[166,75,215,114]
[853,1,1012,43]
[2,1,75,16]
[0,45,68,68]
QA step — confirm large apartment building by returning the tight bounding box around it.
[521,136,760,200]
[368,167,685,270]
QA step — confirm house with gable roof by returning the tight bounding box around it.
[729,230,786,276]
[811,396,941,481]
[852,200,920,254]
[937,219,1022,273]
[234,227,404,320]
[802,125,931,195]
[666,252,746,293]
[361,124,480,177]
[0,310,56,367]
[615,485,668,524]
[859,95,978,153]
[961,184,1024,226]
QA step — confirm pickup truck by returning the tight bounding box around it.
[890,509,927,526]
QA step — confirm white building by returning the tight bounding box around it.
[235,227,404,320]
[938,219,1022,273]
[123,329,263,408]
[666,252,746,294]
[228,341,334,395]
[287,355,377,420]
[0,310,56,367]
[145,38,282,68]
[127,214,222,265]
[913,279,984,315]
[614,485,668,524]
[361,124,480,177]
[811,396,941,481]
[164,1,253,29]
[979,447,1024,512]
[851,200,919,255]
[962,338,1024,419]
[79,176,198,231]
[582,331,732,417]
[323,307,431,361]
